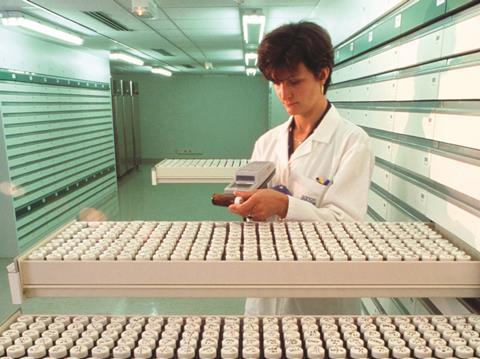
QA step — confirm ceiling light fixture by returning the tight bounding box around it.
[151,67,172,77]
[131,0,159,19]
[245,68,257,76]
[1,12,83,45]
[242,12,265,44]
[244,52,258,66]
[110,52,144,66]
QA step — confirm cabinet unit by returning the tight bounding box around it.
[111,79,141,178]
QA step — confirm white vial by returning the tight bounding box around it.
[306,345,325,359]
[155,346,174,359]
[133,345,152,359]
[76,338,94,350]
[242,345,260,359]
[448,336,467,349]
[48,344,68,359]
[434,346,454,358]
[328,346,347,358]
[198,346,217,359]
[285,346,303,359]
[346,338,364,350]
[349,346,368,359]
[55,337,73,350]
[15,336,33,350]
[220,346,238,359]
[34,338,53,350]
[371,346,390,358]
[176,346,195,359]
[455,345,474,358]
[391,345,411,358]
[95,338,114,350]
[91,345,111,359]
[3,329,20,341]
[6,344,26,359]
[413,345,432,358]
[69,345,88,359]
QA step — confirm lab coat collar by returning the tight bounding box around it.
[310,104,341,144]
[288,103,341,162]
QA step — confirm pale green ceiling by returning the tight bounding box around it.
[0,0,405,74]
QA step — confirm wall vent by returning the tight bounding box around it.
[151,49,174,56]
[84,11,132,31]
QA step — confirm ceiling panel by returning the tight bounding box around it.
[172,18,240,30]
[163,7,238,20]
[243,0,318,6]
[0,0,405,74]
[204,49,244,60]
[157,0,242,7]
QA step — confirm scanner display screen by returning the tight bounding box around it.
[236,175,255,183]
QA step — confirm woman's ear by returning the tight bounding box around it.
[318,67,330,83]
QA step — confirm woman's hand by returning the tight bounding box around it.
[228,189,289,221]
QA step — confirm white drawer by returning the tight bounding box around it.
[430,153,480,200]
[370,138,393,161]
[369,79,397,101]
[389,172,428,213]
[442,11,480,57]
[368,189,388,219]
[391,144,431,177]
[396,73,439,101]
[372,165,391,191]
[433,112,480,150]
[438,64,480,100]
[393,110,435,139]
[396,29,443,68]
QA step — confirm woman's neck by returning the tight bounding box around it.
[294,97,328,135]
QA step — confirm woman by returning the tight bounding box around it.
[229,22,374,315]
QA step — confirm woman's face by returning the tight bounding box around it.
[272,63,328,117]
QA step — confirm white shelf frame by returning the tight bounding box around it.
[7,221,480,304]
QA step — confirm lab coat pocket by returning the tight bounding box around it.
[293,176,329,206]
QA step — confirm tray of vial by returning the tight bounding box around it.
[1,312,480,359]
[151,159,249,185]
[7,221,480,302]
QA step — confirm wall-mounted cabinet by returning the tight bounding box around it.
[111,79,141,178]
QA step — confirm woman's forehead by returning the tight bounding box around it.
[271,63,308,81]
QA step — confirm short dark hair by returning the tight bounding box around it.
[257,22,334,93]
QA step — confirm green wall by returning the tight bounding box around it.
[268,83,289,129]
[113,74,269,161]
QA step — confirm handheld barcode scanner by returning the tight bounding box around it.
[211,161,276,207]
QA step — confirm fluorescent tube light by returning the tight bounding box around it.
[110,52,144,66]
[242,14,265,44]
[151,67,172,77]
[1,15,83,45]
[244,52,258,66]
[245,68,257,76]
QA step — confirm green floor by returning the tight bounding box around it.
[0,165,244,323]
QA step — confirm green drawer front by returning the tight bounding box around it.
[400,0,447,33]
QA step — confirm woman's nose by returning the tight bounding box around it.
[278,83,291,100]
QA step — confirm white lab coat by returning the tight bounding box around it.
[245,104,374,315]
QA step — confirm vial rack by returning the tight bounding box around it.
[7,221,480,304]
[151,159,249,185]
[1,312,480,358]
